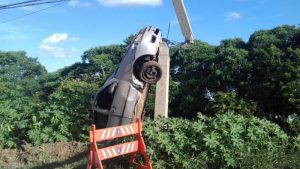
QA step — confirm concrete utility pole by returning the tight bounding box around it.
[172,0,195,44]
[153,0,194,119]
[154,42,170,118]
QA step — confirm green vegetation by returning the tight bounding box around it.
[0,25,300,168]
[144,114,299,169]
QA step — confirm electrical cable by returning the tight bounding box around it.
[0,1,67,25]
[0,0,68,10]
[0,0,43,9]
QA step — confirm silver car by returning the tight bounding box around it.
[93,26,162,129]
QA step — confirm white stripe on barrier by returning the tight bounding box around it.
[112,128,116,137]
[101,150,107,159]
[112,148,117,156]
[130,143,135,152]
[121,145,125,154]
[126,143,131,153]
[125,126,130,134]
[106,129,111,139]
[107,149,112,157]
[129,126,134,133]
[101,130,106,140]
[121,128,125,135]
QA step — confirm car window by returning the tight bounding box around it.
[95,82,117,110]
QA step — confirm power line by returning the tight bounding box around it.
[0,1,67,25]
[0,0,43,9]
[0,0,68,10]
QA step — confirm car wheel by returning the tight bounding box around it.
[139,61,162,84]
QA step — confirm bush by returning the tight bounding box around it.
[0,79,98,147]
[28,79,98,145]
[143,113,298,169]
[0,88,42,148]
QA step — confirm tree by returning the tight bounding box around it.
[247,25,300,134]
[123,34,136,45]
[0,51,47,147]
[0,51,47,98]
[169,39,252,118]
[209,92,257,116]
[169,41,216,117]
[81,45,125,65]
[0,51,46,81]
[60,45,126,84]
[212,38,251,93]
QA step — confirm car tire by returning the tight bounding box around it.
[139,61,162,84]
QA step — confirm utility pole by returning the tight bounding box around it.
[154,0,194,119]
[154,42,170,118]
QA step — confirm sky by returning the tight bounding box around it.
[0,0,299,72]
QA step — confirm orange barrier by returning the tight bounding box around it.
[87,119,152,169]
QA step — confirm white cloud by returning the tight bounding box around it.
[97,0,162,7]
[68,0,91,7]
[225,12,241,22]
[39,44,73,58]
[39,33,78,58]
[43,33,68,44]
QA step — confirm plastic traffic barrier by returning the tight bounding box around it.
[87,118,152,169]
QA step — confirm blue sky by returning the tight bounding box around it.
[0,0,299,72]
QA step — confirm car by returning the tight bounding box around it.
[93,26,163,129]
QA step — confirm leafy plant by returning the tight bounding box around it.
[143,114,293,169]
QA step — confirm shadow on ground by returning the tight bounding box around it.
[30,151,89,169]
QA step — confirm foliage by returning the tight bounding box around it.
[37,71,62,102]
[0,25,300,168]
[169,25,300,135]
[0,92,41,148]
[169,41,216,117]
[60,45,125,85]
[48,79,98,139]
[214,38,251,92]
[143,114,297,169]
[0,51,98,147]
[27,79,98,145]
[0,51,46,81]
[0,51,47,148]
[81,45,125,66]
[123,34,136,45]
[209,92,257,116]
[245,25,300,134]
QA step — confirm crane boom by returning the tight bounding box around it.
[172,0,194,44]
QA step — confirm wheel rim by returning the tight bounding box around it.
[140,61,162,84]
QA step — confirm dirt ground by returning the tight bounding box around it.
[0,142,89,169]
[0,142,129,169]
